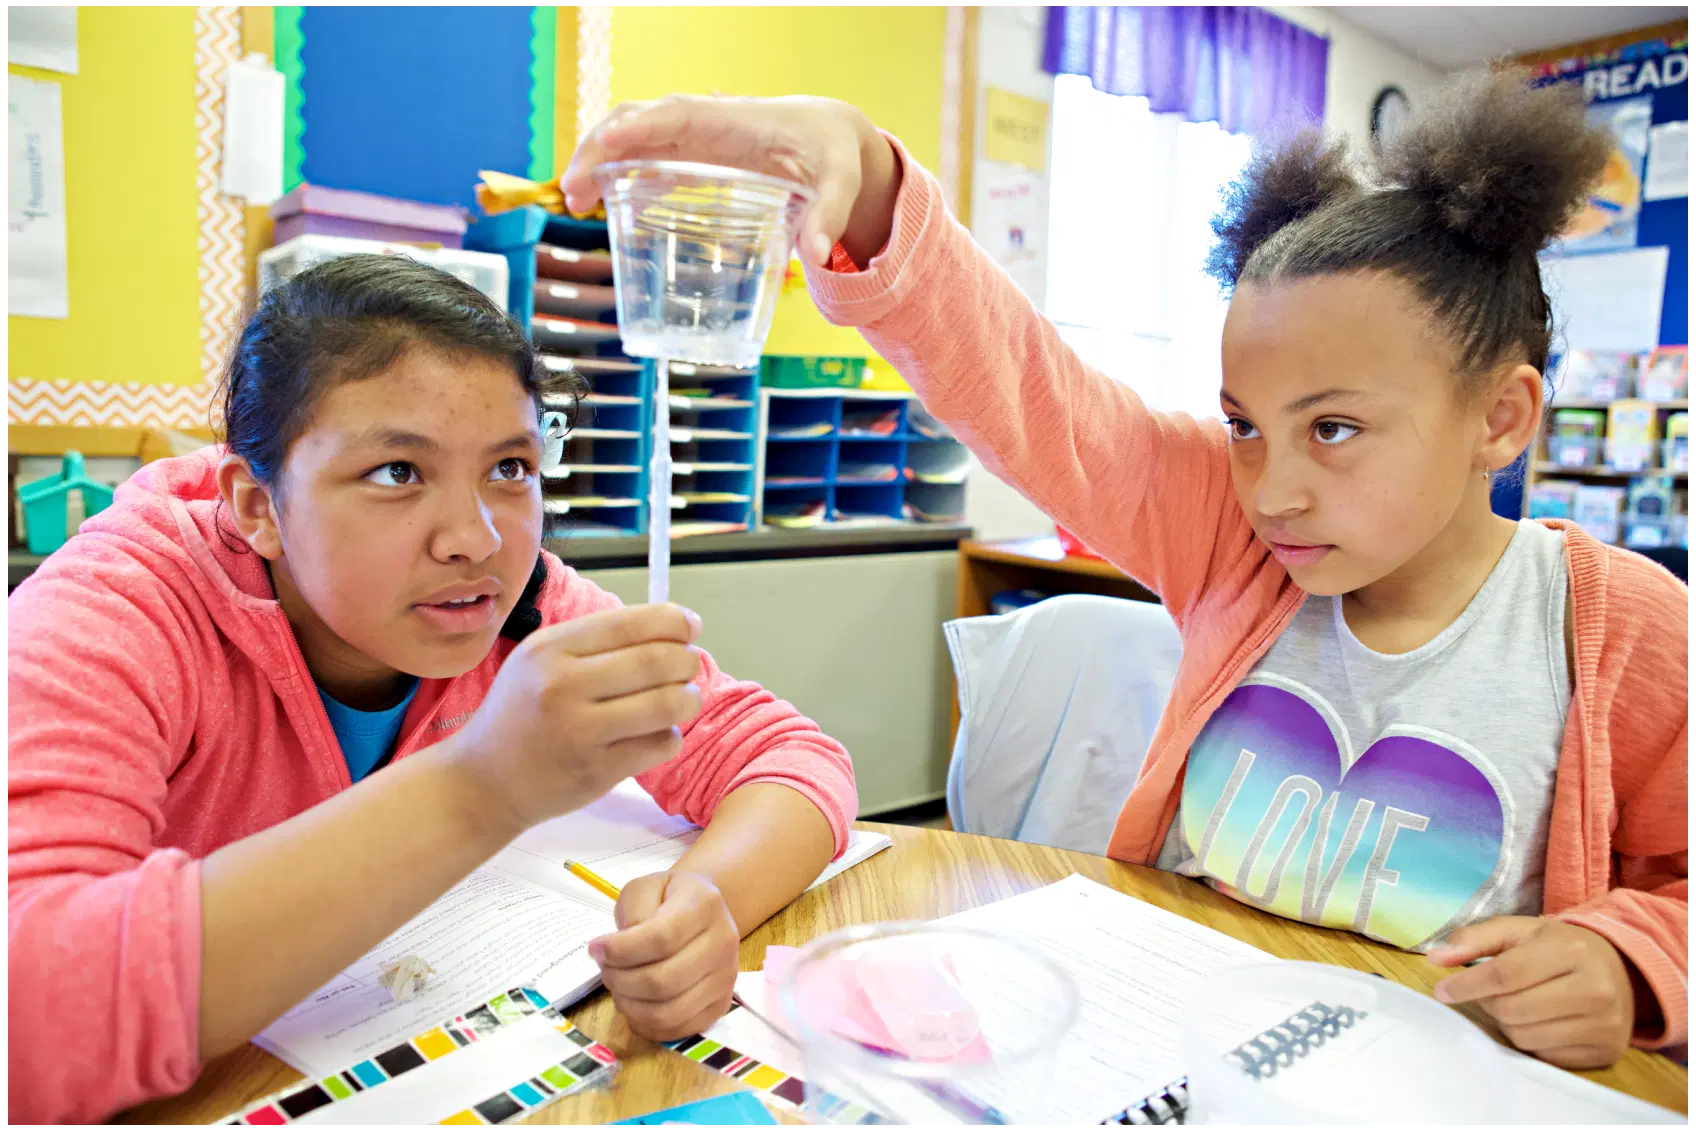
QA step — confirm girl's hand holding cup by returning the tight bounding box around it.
[562,94,903,268]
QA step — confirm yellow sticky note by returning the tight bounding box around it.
[983,87,1051,174]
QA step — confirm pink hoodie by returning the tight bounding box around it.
[7,447,857,1124]
[808,137,1687,1050]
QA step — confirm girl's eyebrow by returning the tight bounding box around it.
[485,432,541,456]
[348,428,540,455]
[1283,388,1375,414]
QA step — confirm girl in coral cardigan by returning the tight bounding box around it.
[567,71,1687,1069]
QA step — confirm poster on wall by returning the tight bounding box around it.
[9,74,70,319]
[1644,119,1688,201]
[1542,245,1669,353]
[1556,95,1652,253]
[975,163,1046,294]
[983,86,1050,175]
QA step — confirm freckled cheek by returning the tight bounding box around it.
[491,497,546,598]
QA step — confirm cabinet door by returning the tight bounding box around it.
[579,550,958,815]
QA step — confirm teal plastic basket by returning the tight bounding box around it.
[17,451,115,554]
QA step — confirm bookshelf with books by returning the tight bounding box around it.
[1525,348,1688,564]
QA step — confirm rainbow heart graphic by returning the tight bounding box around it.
[1181,678,1511,949]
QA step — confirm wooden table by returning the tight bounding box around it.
[123,824,1687,1124]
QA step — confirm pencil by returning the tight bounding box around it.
[563,859,622,901]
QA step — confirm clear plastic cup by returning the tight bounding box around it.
[593,160,815,369]
[776,922,1080,1125]
[1181,962,1514,1124]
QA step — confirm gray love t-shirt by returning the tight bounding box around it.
[1156,520,1571,950]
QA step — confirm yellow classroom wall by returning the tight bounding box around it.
[607,6,947,359]
[8,5,944,457]
[7,7,202,388]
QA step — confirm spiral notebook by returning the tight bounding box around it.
[1102,1001,1366,1125]
[1101,994,1680,1127]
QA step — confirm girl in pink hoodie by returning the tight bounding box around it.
[8,254,857,1122]
[565,71,1686,1073]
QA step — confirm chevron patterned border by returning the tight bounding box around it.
[575,6,612,144]
[194,5,245,399]
[8,378,218,430]
[8,6,243,431]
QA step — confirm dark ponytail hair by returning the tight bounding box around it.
[1206,69,1614,384]
[217,253,582,642]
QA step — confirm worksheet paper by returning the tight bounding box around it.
[719,875,1680,1125]
[717,873,1275,1124]
[257,780,889,1076]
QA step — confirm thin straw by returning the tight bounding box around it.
[647,356,672,605]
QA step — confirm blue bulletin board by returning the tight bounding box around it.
[289,6,546,212]
[1534,38,1688,347]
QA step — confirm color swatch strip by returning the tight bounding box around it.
[227,987,619,1126]
[664,1027,884,1125]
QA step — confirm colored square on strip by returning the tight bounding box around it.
[744,1064,784,1090]
[683,1039,720,1062]
[474,1092,524,1124]
[243,1105,286,1125]
[414,1027,458,1060]
[564,1051,600,1078]
[376,1043,426,1077]
[464,1006,499,1037]
[530,1075,555,1096]
[668,1034,702,1053]
[703,1046,739,1070]
[728,1056,755,1078]
[440,1110,482,1125]
[507,989,536,1014]
[488,996,524,1025]
[541,1065,573,1090]
[279,1084,334,1118]
[509,1082,544,1107]
[351,1060,386,1087]
[523,988,550,1010]
[586,1043,616,1066]
[322,1075,352,1101]
[771,1076,808,1105]
[564,1027,594,1049]
[448,1027,471,1047]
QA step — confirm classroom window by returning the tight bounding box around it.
[1045,73,1254,421]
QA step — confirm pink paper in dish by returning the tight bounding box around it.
[764,942,992,1064]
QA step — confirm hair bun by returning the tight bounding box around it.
[1377,69,1613,259]
[1206,130,1358,289]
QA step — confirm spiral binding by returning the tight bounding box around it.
[1102,1001,1367,1125]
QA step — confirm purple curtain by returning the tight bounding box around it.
[1042,7,1329,137]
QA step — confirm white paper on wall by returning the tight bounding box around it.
[8,7,77,74]
[221,54,285,204]
[9,74,70,319]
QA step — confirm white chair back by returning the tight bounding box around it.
[944,593,1182,855]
